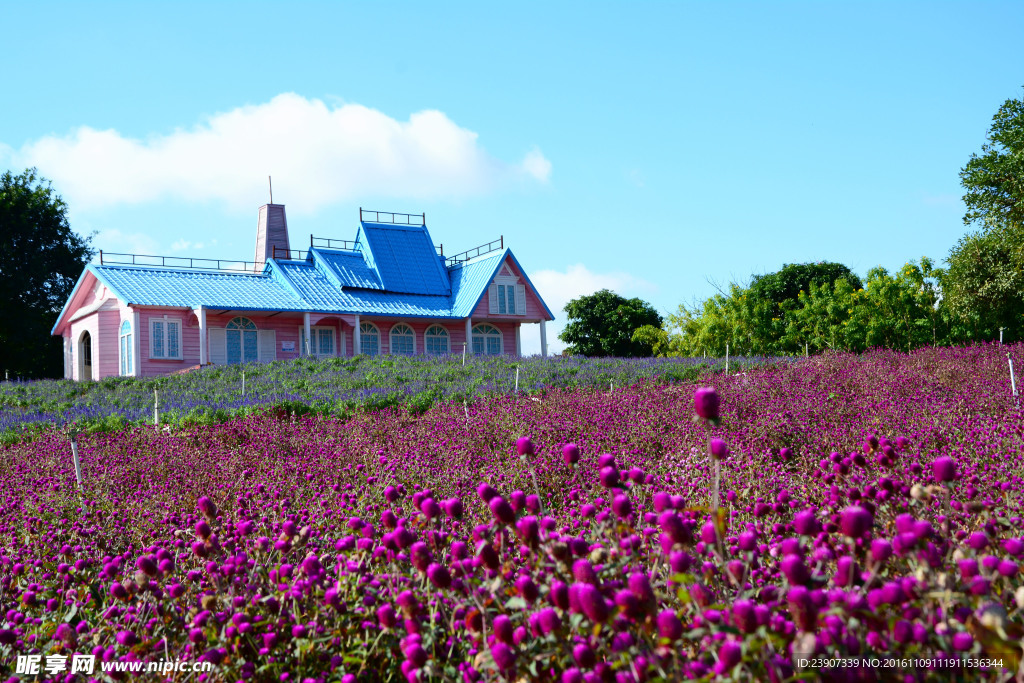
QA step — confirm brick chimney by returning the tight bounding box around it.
[255,204,290,270]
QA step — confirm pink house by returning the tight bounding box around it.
[51,207,555,380]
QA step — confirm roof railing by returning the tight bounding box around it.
[359,207,426,226]
[272,246,310,261]
[310,235,360,251]
[444,236,503,267]
[97,250,261,273]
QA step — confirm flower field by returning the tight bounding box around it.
[0,355,777,443]
[1,344,1023,682]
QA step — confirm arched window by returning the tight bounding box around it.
[424,325,449,355]
[389,323,416,355]
[119,320,133,376]
[226,317,258,364]
[360,322,380,356]
[472,324,503,356]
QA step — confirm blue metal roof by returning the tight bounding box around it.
[312,248,382,290]
[449,251,504,317]
[55,245,554,333]
[358,222,451,296]
[90,265,307,311]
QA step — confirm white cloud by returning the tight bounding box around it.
[519,264,657,356]
[2,93,551,214]
[170,239,214,252]
[521,147,552,183]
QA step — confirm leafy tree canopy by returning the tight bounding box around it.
[559,289,663,357]
[748,262,864,306]
[944,92,1024,341]
[0,169,94,379]
[960,92,1024,232]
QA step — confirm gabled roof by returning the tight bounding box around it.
[313,248,382,290]
[53,244,554,334]
[357,222,451,296]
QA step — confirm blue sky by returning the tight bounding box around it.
[2,1,1022,354]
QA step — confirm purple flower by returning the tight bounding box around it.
[516,516,540,545]
[562,443,580,465]
[477,483,498,503]
[732,599,756,633]
[426,563,451,589]
[657,610,682,641]
[116,631,138,647]
[575,582,608,623]
[694,387,720,421]
[612,495,632,518]
[932,456,957,482]
[952,632,973,651]
[714,639,742,675]
[419,498,441,519]
[871,538,893,564]
[444,498,463,519]
[197,496,217,519]
[491,642,516,671]
[709,438,730,461]
[793,510,820,536]
[515,437,535,456]
[573,643,596,668]
[780,554,809,586]
[493,614,514,644]
[840,506,873,539]
[599,466,621,488]
[489,496,515,525]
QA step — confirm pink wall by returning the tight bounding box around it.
[97,310,121,378]
[358,318,519,356]
[78,307,525,380]
[469,256,549,322]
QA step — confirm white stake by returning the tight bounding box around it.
[1000,327,1004,344]
[725,343,729,375]
[462,342,467,366]
[515,366,519,392]
[464,400,470,422]
[153,389,159,427]
[242,370,246,397]
[1009,353,1018,397]
[70,434,82,489]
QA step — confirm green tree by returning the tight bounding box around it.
[944,92,1024,341]
[0,169,94,379]
[746,262,863,354]
[559,289,663,357]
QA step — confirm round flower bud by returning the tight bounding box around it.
[694,387,720,421]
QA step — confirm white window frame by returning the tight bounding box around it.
[360,322,380,357]
[472,323,503,356]
[119,319,133,376]
[489,270,526,317]
[226,316,259,364]
[424,324,449,355]
[299,325,338,358]
[149,314,183,360]
[389,323,416,355]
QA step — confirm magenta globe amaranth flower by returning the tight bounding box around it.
[197,496,217,519]
[491,642,516,671]
[933,456,957,483]
[793,510,820,536]
[840,506,873,539]
[694,387,720,422]
[599,466,620,488]
[562,443,580,465]
[709,438,730,461]
[714,639,742,675]
[515,437,535,456]
[657,609,682,641]
[489,496,515,525]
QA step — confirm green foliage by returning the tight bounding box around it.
[942,93,1024,341]
[960,92,1024,232]
[662,259,949,355]
[0,169,95,379]
[559,289,663,357]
